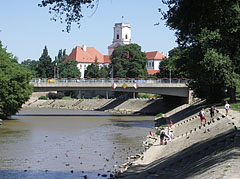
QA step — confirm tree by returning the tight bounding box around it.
[60,60,80,78]
[158,47,189,78]
[21,59,39,78]
[161,0,240,102]
[99,66,109,78]
[37,46,53,78]
[38,0,97,32]
[53,49,68,78]
[0,41,33,118]
[110,44,148,78]
[84,59,100,78]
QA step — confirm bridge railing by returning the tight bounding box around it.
[30,78,189,84]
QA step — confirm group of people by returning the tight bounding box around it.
[199,101,230,126]
[156,101,231,145]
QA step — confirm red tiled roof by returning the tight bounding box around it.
[147,69,160,75]
[104,55,111,63]
[64,46,104,63]
[145,51,165,60]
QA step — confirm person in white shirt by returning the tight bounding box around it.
[167,130,174,142]
[225,101,230,116]
[199,108,206,126]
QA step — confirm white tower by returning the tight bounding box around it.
[108,23,131,55]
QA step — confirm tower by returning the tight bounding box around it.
[108,23,131,55]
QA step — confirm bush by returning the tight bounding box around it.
[38,96,48,100]
[137,93,150,98]
[156,113,162,118]
[154,94,162,98]
[47,92,64,99]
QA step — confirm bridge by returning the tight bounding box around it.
[30,78,193,104]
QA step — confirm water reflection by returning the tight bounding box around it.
[0,108,154,178]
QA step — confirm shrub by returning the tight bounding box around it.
[38,96,48,100]
[137,93,150,98]
[48,92,64,99]
[156,113,162,118]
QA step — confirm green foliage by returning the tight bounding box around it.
[38,96,48,100]
[53,49,68,78]
[85,58,110,78]
[99,66,110,78]
[21,59,39,78]
[158,47,189,78]
[161,0,240,102]
[110,44,148,78]
[0,41,33,118]
[84,59,100,78]
[156,113,163,118]
[60,60,80,78]
[137,93,150,98]
[154,94,162,98]
[39,0,96,32]
[37,46,53,78]
[61,96,73,100]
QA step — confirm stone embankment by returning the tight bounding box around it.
[117,106,240,178]
[22,97,173,115]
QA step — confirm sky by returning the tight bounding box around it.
[0,0,177,62]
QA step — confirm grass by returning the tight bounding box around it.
[38,96,47,100]
[217,87,240,112]
[205,87,240,112]
[61,96,73,100]
[137,93,151,98]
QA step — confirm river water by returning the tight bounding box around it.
[0,108,154,178]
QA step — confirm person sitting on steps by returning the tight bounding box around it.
[160,128,169,145]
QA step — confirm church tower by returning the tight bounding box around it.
[108,23,131,55]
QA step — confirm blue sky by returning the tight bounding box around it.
[0,0,177,62]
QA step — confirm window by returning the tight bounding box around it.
[125,34,128,39]
[80,65,82,69]
[152,62,154,67]
[117,34,119,39]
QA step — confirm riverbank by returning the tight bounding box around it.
[22,97,178,115]
[117,105,240,178]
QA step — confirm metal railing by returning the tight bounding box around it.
[30,78,189,84]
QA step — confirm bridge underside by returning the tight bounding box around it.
[33,87,189,98]
[31,81,193,104]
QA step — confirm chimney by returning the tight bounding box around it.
[83,44,87,52]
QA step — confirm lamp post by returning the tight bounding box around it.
[111,65,114,82]
[169,68,172,84]
[54,65,56,79]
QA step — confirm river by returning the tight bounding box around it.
[0,108,154,178]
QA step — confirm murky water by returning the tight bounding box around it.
[0,108,154,178]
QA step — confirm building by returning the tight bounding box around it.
[64,45,110,78]
[146,51,165,75]
[108,23,131,55]
[64,22,165,78]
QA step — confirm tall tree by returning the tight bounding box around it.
[0,41,33,118]
[60,60,80,78]
[161,0,240,102]
[110,44,148,78]
[21,59,39,78]
[84,59,100,78]
[53,49,68,78]
[158,47,189,78]
[37,46,53,78]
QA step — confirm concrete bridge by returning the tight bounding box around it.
[30,78,193,104]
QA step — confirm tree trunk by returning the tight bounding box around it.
[228,87,236,103]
